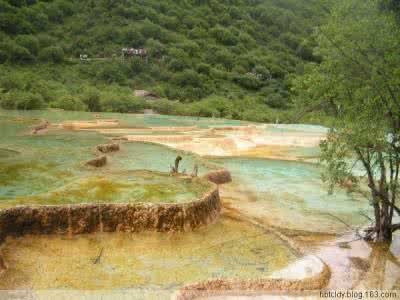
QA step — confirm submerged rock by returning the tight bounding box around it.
[96,143,120,153]
[85,155,107,167]
[205,169,232,185]
[31,120,49,134]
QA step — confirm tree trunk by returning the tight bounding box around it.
[376,212,393,242]
[370,193,393,243]
[376,196,393,243]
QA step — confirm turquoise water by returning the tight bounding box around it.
[0,110,209,203]
[0,109,371,232]
[0,116,106,199]
[212,157,371,232]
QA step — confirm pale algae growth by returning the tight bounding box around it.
[0,216,296,290]
[0,171,211,209]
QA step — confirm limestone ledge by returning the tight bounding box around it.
[0,185,221,276]
[173,255,330,300]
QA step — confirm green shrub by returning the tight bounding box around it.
[210,26,238,45]
[0,72,26,91]
[188,26,208,39]
[174,70,202,88]
[121,26,145,48]
[167,58,188,72]
[128,57,145,75]
[240,109,271,123]
[207,48,234,70]
[0,12,33,35]
[1,40,34,63]
[0,49,8,63]
[0,0,326,119]
[100,92,146,113]
[15,34,39,56]
[95,61,127,84]
[37,34,55,48]
[1,91,45,110]
[140,19,161,39]
[51,95,87,111]
[30,79,57,103]
[150,99,181,115]
[38,46,64,63]
[195,96,234,118]
[80,88,101,112]
[265,93,288,109]
[25,9,49,31]
[191,102,219,118]
[233,73,263,90]
[196,63,211,76]
[146,38,166,58]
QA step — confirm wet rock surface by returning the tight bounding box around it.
[31,119,49,135]
[96,143,120,153]
[85,155,107,167]
[174,260,330,300]
[0,186,220,237]
[205,169,232,185]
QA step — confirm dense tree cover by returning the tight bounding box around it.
[381,0,400,16]
[0,0,325,121]
[294,0,400,242]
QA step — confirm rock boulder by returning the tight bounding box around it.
[205,169,232,185]
[85,155,107,167]
[97,143,120,153]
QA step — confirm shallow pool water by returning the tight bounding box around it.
[0,109,389,295]
[0,216,296,291]
[0,111,210,204]
[0,109,371,233]
[0,170,211,209]
[213,157,371,232]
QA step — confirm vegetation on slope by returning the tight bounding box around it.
[0,0,325,121]
[294,0,400,242]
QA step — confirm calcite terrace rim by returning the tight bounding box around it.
[0,184,220,235]
[173,256,331,300]
[0,182,221,278]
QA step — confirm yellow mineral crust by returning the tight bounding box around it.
[61,119,120,130]
[56,120,325,159]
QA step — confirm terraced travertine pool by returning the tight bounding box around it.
[0,216,296,290]
[0,109,398,297]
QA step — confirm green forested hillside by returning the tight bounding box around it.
[0,0,325,121]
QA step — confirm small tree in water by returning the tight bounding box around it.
[294,0,400,243]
